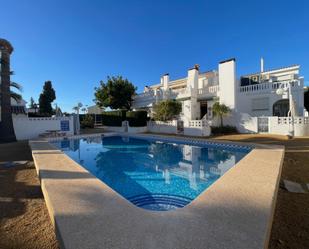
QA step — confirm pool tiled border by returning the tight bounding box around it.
[30,132,284,249]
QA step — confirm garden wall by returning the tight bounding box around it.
[13,116,74,140]
[147,120,211,136]
[147,121,178,134]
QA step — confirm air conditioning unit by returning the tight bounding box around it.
[270,76,277,82]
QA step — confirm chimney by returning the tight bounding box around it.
[260,57,264,73]
[162,73,169,90]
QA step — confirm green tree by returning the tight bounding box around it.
[39,81,56,115]
[212,102,231,127]
[94,76,136,110]
[153,100,182,121]
[29,97,35,108]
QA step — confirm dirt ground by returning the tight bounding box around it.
[214,134,309,249]
[0,141,59,249]
[0,134,308,249]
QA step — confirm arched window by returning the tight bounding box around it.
[273,99,289,117]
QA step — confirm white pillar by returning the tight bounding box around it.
[186,67,200,120]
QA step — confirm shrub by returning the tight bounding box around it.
[102,110,126,126]
[212,102,231,127]
[28,112,51,117]
[153,100,182,121]
[126,111,148,127]
[211,125,238,135]
[81,114,94,128]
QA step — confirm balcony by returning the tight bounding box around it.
[133,85,220,108]
[197,85,219,99]
[173,87,191,100]
[132,90,162,108]
[239,80,302,94]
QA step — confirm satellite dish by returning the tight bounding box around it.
[276,88,284,95]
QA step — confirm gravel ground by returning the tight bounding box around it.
[0,141,59,249]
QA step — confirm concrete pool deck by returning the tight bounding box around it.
[29,134,284,249]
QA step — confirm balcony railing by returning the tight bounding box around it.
[239,80,301,93]
[174,87,191,99]
[197,85,219,97]
[133,85,220,108]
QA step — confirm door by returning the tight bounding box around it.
[257,117,269,133]
[200,101,208,119]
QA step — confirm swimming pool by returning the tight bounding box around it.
[52,135,251,211]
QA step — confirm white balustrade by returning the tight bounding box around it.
[134,84,220,108]
[277,117,309,125]
[188,120,209,127]
[239,80,301,93]
[174,87,191,99]
[197,85,219,96]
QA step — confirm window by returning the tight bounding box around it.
[252,97,269,111]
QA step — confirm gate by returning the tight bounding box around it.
[176,120,184,134]
[257,117,269,133]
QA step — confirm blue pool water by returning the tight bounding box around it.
[52,135,251,211]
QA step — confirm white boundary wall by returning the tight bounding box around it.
[147,121,178,134]
[268,117,309,136]
[102,126,148,133]
[213,114,309,136]
[103,126,125,132]
[211,113,258,133]
[13,116,74,140]
[147,120,211,136]
[128,126,148,133]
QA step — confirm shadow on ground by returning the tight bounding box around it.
[0,141,59,249]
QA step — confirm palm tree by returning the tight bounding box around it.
[9,81,22,102]
[81,107,87,114]
[72,102,83,114]
[212,102,230,127]
[0,82,22,102]
[0,38,19,142]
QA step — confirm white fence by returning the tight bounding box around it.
[13,116,74,140]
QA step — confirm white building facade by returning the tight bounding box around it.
[132,58,307,135]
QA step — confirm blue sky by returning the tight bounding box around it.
[1,0,308,112]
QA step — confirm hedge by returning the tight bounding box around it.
[126,110,148,127]
[28,112,52,117]
[102,110,126,127]
[211,125,238,135]
[80,110,148,127]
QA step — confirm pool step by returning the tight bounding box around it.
[128,194,193,211]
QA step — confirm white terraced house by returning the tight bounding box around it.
[132,58,308,136]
